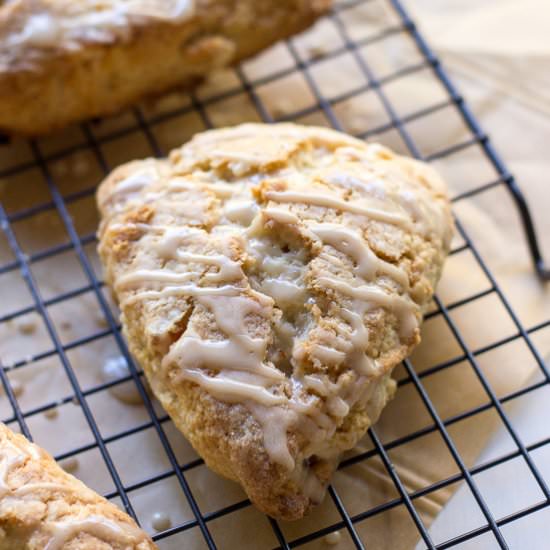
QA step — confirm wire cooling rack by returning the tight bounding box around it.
[0,0,549,548]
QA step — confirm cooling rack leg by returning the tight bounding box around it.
[506,178,550,281]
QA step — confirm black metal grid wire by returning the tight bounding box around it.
[0,0,549,548]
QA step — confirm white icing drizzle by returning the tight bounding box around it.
[117,269,195,289]
[121,284,242,307]
[113,169,155,196]
[259,279,306,306]
[309,223,409,288]
[175,335,283,381]
[318,278,418,338]
[182,369,286,406]
[6,1,195,52]
[117,257,241,289]
[340,308,377,375]
[149,225,201,257]
[115,202,416,476]
[163,294,285,397]
[99,163,160,215]
[178,252,242,283]
[14,482,72,496]
[264,190,412,228]
[0,436,34,497]
[308,345,346,365]
[247,403,297,471]
[262,207,301,225]
[45,516,146,550]
[303,374,331,396]
[327,396,349,417]
[224,199,259,225]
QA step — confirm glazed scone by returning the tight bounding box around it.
[0,423,156,549]
[0,0,331,136]
[97,123,453,520]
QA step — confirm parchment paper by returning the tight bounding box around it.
[0,1,549,548]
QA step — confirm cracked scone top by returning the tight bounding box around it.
[0,423,155,549]
[97,123,453,520]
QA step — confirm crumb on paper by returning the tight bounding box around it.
[59,457,79,473]
[308,44,327,60]
[340,104,370,135]
[101,356,150,406]
[44,406,58,420]
[52,161,69,177]
[324,531,341,545]
[1,379,24,398]
[10,380,24,397]
[95,316,109,329]
[151,512,172,532]
[16,318,36,335]
[271,99,295,119]
[72,154,90,177]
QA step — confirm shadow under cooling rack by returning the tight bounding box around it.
[0,0,549,549]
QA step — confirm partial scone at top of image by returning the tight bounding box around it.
[96,123,453,520]
[0,423,156,549]
[0,0,331,136]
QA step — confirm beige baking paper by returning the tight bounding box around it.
[0,0,549,548]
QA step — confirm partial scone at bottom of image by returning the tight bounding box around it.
[96,123,454,521]
[0,423,154,549]
[0,0,331,136]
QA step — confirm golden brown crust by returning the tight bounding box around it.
[96,123,453,520]
[0,423,156,550]
[0,0,331,136]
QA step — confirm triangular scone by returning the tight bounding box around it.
[0,0,330,135]
[97,123,453,520]
[0,423,156,548]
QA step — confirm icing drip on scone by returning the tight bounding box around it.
[45,517,146,550]
[99,124,453,507]
[0,426,148,547]
[4,0,195,53]
[113,216,411,475]
[263,189,413,229]
[308,223,410,288]
[0,433,41,497]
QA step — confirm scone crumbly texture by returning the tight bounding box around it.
[97,123,453,520]
[0,0,331,135]
[0,423,155,549]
